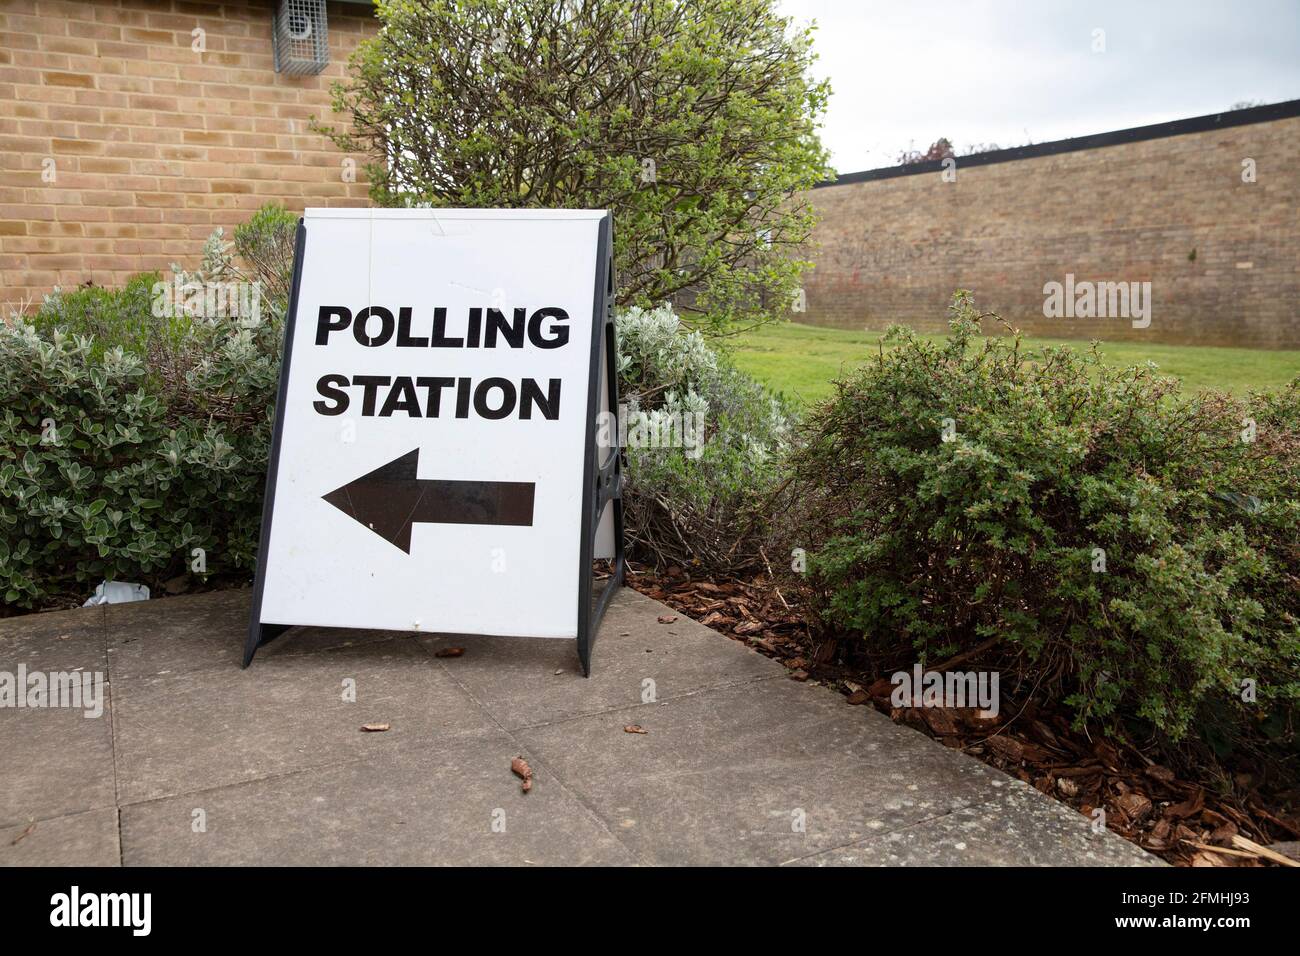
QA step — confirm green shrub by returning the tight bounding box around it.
[617,304,793,572]
[322,0,831,332]
[3,224,790,605]
[232,201,298,311]
[0,321,277,607]
[787,292,1299,773]
[29,271,192,364]
[0,212,290,610]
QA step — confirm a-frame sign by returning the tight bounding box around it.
[244,209,623,675]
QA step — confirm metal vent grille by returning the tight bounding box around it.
[273,0,329,76]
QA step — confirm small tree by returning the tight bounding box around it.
[320,0,831,332]
[897,137,955,165]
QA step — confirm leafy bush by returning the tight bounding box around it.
[29,272,191,363]
[786,292,1299,773]
[232,202,298,311]
[2,216,790,606]
[617,304,793,572]
[322,0,831,332]
[0,214,289,610]
[0,322,277,608]
[27,204,297,369]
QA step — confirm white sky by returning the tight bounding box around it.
[778,0,1300,173]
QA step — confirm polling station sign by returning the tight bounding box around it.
[244,209,623,675]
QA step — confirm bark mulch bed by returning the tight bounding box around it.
[626,563,1300,868]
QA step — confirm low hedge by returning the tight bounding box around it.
[786,292,1299,776]
[0,213,294,609]
[0,321,278,608]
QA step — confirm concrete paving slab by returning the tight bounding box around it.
[0,687,116,829]
[517,677,1007,865]
[0,808,120,867]
[104,588,395,681]
[104,588,252,679]
[420,586,783,730]
[0,602,106,673]
[790,781,1162,866]
[121,734,635,866]
[0,587,1165,866]
[112,638,498,804]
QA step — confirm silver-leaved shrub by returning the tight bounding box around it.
[0,207,296,609]
[617,304,793,573]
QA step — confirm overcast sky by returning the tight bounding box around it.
[778,0,1300,173]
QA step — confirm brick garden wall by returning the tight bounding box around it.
[0,0,375,310]
[801,107,1300,349]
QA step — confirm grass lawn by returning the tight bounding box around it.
[723,322,1300,405]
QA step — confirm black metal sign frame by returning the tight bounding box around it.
[577,213,624,676]
[241,218,306,668]
[244,212,623,675]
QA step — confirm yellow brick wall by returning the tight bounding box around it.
[801,114,1300,349]
[0,0,376,310]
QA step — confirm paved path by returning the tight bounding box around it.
[0,587,1156,866]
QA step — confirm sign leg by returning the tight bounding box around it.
[242,622,290,667]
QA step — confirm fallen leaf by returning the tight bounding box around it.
[789,669,809,682]
[434,647,464,658]
[845,689,870,705]
[512,756,533,794]
[657,615,678,624]
[10,822,35,846]
[360,722,390,732]
[623,724,647,734]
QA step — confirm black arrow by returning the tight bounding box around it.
[322,448,535,553]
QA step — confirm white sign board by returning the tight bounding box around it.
[245,209,622,673]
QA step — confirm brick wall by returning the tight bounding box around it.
[801,109,1300,349]
[0,0,375,310]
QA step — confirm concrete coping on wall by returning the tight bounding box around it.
[820,98,1300,188]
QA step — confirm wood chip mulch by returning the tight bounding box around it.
[626,563,1300,868]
